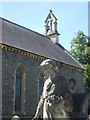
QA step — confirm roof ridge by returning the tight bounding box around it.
[0,17,85,70]
[0,17,50,40]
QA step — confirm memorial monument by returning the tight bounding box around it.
[33,59,73,119]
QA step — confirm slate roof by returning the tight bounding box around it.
[0,17,85,70]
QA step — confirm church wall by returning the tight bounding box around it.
[60,66,86,94]
[2,47,87,119]
[2,48,42,119]
[60,66,88,118]
[0,47,2,120]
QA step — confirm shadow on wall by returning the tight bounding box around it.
[88,89,90,115]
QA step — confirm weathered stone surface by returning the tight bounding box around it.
[2,48,88,119]
[33,59,73,120]
[0,47,2,120]
[2,49,42,119]
[11,115,20,120]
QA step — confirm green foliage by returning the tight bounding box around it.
[86,64,90,87]
[70,31,88,64]
[70,31,90,90]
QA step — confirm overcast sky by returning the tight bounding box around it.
[0,2,88,50]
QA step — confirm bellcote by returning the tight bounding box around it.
[45,9,60,43]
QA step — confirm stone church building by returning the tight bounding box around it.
[0,10,88,119]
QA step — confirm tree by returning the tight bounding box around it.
[85,37,90,89]
[70,31,90,90]
[70,31,88,64]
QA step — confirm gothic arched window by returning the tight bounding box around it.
[15,68,22,112]
[15,65,25,113]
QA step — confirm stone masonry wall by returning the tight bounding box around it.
[2,48,42,119]
[60,66,86,94]
[60,66,88,118]
[0,47,2,120]
[2,48,87,119]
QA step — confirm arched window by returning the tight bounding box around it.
[15,68,22,112]
[15,65,25,113]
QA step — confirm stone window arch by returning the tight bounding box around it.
[69,78,76,92]
[14,64,25,114]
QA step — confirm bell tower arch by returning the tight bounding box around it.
[45,9,60,43]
